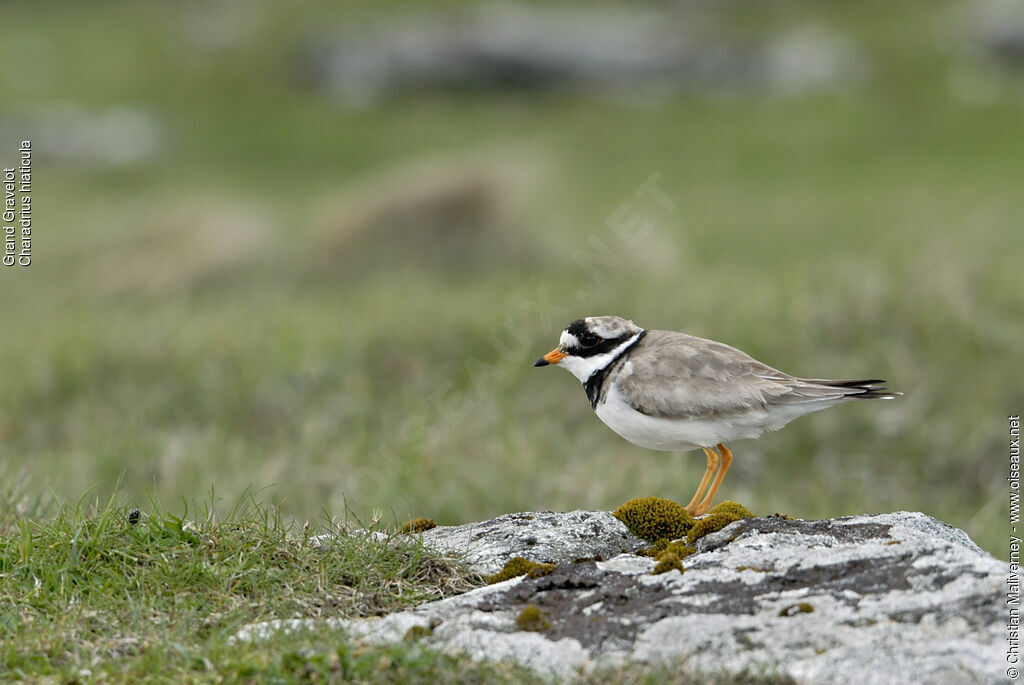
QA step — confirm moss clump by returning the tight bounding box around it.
[636,538,667,557]
[648,538,694,575]
[403,618,442,641]
[683,500,754,543]
[651,552,685,576]
[779,602,814,617]
[707,500,754,519]
[525,563,555,579]
[403,625,432,641]
[659,540,695,560]
[640,538,695,560]
[687,511,743,544]
[516,604,552,632]
[613,497,696,543]
[487,557,556,584]
[400,518,438,534]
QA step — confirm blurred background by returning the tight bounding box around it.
[1,0,1021,556]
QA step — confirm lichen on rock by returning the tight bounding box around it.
[237,510,1008,684]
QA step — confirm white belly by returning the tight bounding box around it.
[593,383,799,451]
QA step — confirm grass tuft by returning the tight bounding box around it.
[0,492,481,681]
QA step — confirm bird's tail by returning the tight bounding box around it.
[800,378,901,400]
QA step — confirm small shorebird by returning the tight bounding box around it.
[534,316,898,516]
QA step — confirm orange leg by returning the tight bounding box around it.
[689,443,734,517]
[685,447,719,516]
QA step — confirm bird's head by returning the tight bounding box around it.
[534,316,644,382]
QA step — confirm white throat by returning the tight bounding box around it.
[558,332,643,383]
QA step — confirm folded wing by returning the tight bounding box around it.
[616,330,896,420]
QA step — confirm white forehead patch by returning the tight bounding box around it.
[586,316,636,339]
[559,331,580,349]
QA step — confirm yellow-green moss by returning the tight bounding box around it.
[637,538,667,557]
[707,500,754,519]
[651,552,685,575]
[403,619,442,641]
[661,541,695,559]
[681,501,753,544]
[516,604,551,632]
[525,563,555,579]
[403,625,432,641]
[487,557,556,584]
[687,511,743,544]
[641,538,696,560]
[400,517,438,534]
[779,602,814,617]
[613,497,696,543]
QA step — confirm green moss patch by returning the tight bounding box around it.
[515,604,552,632]
[400,518,438,534]
[687,512,742,543]
[640,538,695,560]
[403,621,439,642]
[779,602,815,617]
[647,538,694,575]
[613,497,696,543]
[651,552,686,576]
[707,501,753,519]
[686,501,755,544]
[487,557,556,584]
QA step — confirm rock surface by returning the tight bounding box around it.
[417,509,647,576]
[239,510,1007,684]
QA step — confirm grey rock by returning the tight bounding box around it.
[296,7,864,105]
[971,0,1024,73]
[0,105,162,167]
[239,510,1007,684]
[417,509,647,576]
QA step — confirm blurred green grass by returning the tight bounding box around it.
[1,0,1021,557]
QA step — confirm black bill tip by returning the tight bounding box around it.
[533,357,549,367]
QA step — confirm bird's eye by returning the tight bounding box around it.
[580,333,600,347]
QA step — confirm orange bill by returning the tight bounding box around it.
[534,348,568,367]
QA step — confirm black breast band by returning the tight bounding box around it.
[584,330,646,409]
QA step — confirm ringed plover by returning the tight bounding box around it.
[534,316,898,516]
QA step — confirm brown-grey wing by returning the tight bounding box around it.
[615,330,853,419]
